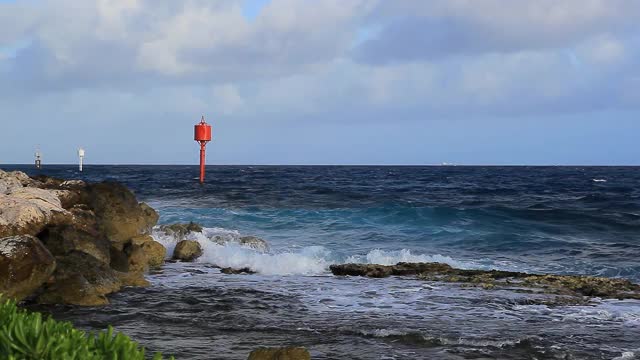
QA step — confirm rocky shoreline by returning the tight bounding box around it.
[0,169,164,306]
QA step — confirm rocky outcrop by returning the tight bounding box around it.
[87,182,159,250]
[173,240,203,261]
[131,235,166,268]
[212,235,270,252]
[159,222,203,240]
[0,235,56,302]
[0,169,165,306]
[247,347,311,360]
[0,186,70,238]
[330,262,640,300]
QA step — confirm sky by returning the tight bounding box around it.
[0,0,639,165]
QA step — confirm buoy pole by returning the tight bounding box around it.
[194,116,212,184]
[199,142,206,184]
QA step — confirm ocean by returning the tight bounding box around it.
[9,165,640,359]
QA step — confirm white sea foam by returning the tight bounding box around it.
[345,248,481,269]
[153,226,486,275]
[593,179,608,182]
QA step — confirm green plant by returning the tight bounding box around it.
[0,298,174,360]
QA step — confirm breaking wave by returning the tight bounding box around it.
[151,226,486,276]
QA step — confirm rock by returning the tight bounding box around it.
[220,267,256,275]
[173,240,203,261]
[159,222,203,240]
[87,182,159,249]
[212,235,270,252]
[131,235,166,268]
[0,235,56,301]
[38,251,122,306]
[0,187,70,238]
[329,263,393,278]
[238,236,270,252]
[0,170,23,194]
[38,224,111,265]
[247,347,311,360]
[331,262,640,300]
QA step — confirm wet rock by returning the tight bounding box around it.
[0,235,56,301]
[247,347,311,360]
[331,262,640,300]
[87,182,159,249]
[212,235,270,252]
[159,222,203,240]
[38,224,111,265]
[131,235,166,268]
[220,267,256,275]
[38,251,122,306]
[173,240,203,261]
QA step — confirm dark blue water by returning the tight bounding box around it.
[9,165,640,359]
[10,165,640,279]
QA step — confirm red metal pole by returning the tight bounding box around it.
[199,142,206,183]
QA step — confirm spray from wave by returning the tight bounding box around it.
[152,226,487,276]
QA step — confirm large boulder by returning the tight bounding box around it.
[38,251,122,306]
[247,347,311,360]
[0,187,70,238]
[38,224,111,265]
[0,235,56,301]
[87,182,159,249]
[131,235,166,268]
[173,240,203,261]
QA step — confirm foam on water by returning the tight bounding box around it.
[152,226,485,275]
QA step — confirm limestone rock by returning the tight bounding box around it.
[131,235,166,268]
[38,251,122,306]
[247,347,311,360]
[0,235,56,301]
[159,222,203,240]
[38,224,111,265]
[87,182,159,249]
[173,240,203,262]
[0,187,70,238]
[212,235,270,252]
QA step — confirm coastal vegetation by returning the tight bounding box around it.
[0,298,172,359]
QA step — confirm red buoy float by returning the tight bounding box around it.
[194,116,212,183]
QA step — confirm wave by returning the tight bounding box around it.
[151,226,485,276]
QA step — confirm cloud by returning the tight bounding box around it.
[0,0,639,127]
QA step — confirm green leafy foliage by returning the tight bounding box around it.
[0,298,174,360]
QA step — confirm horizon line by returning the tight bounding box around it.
[1,163,639,167]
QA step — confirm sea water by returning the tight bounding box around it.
[12,165,640,359]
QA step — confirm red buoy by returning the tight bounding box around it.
[194,116,212,183]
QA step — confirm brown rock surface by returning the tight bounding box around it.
[173,240,203,261]
[0,235,56,301]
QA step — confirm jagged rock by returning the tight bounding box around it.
[0,235,56,301]
[0,187,70,238]
[38,224,111,265]
[212,235,270,252]
[131,235,166,268]
[247,347,311,360]
[87,182,159,249]
[173,240,203,262]
[159,222,203,240]
[331,262,640,300]
[220,267,256,275]
[0,171,165,305]
[38,251,122,306]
